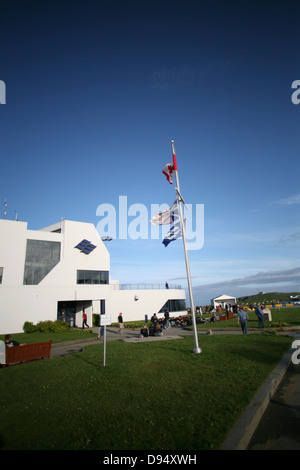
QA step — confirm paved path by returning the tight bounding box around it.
[50,325,260,357]
[247,359,300,450]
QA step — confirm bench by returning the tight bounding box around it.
[4,340,52,366]
[219,313,234,321]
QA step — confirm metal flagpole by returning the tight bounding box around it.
[171,140,202,354]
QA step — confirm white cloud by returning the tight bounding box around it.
[271,194,300,206]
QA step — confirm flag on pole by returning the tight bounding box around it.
[162,219,185,247]
[162,162,175,184]
[150,200,179,225]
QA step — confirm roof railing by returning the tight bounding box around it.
[111,283,182,290]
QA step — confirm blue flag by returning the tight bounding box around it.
[162,220,183,247]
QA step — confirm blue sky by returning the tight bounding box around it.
[1,0,299,305]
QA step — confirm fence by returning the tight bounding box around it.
[110,283,182,290]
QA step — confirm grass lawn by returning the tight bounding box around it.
[0,332,292,450]
[196,307,300,330]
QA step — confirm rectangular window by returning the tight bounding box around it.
[159,299,186,313]
[23,240,61,285]
[77,270,109,285]
[0,267,3,284]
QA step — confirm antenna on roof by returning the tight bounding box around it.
[3,198,7,218]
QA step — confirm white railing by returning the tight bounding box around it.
[110,283,182,290]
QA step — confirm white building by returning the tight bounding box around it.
[211,294,237,310]
[0,218,186,334]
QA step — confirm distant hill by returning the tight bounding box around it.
[237,292,300,304]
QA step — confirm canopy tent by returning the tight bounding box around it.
[211,294,237,309]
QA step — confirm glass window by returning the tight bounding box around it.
[93,271,101,284]
[23,240,61,285]
[77,270,85,284]
[77,270,109,285]
[159,299,186,313]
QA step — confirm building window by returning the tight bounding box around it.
[77,270,109,285]
[23,239,61,285]
[0,267,3,284]
[159,299,186,313]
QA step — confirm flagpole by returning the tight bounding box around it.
[171,141,202,354]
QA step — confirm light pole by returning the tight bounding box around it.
[101,236,113,248]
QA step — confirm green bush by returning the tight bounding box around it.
[23,321,37,333]
[92,314,100,327]
[36,321,53,333]
[50,320,71,333]
[24,320,71,334]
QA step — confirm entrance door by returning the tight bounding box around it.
[57,301,76,327]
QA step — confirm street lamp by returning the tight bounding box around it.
[101,236,113,248]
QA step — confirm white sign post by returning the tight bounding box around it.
[0,340,5,365]
[100,314,111,367]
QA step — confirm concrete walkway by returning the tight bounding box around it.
[50,325,300,450]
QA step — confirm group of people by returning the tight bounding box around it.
[84,303,267,338]
[238,304,265,334]
[139,310,171,338]
[140,322,163,338]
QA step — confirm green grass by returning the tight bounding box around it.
[0,333,292,450]
[196,307,300,330]
[237,291,300,304]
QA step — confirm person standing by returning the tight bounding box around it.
[164,309,170,329]
[255,304,265,329]
[82,311,89,329]
[238,308,249,334]
[118,312,124,334]
[151,313,158,325]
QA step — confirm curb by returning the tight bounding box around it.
[220,347,293,450]
[51,336,99,348]
[123,334,184,343]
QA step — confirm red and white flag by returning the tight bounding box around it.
[162,162,175,184]
[150,200,179,225]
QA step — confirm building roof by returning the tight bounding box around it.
[212,294,237,301]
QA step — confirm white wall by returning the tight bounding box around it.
[0,219,186,334]
[0,219,28,286]
[39,219,109,287]
[0,219,111,333]
[106,287,186,323]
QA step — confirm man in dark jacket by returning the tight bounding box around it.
[255,304,265,329]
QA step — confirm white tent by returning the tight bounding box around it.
[211,294,237,309]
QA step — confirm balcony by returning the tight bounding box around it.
[110,283,182,290]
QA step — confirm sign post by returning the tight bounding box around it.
[0,340,5,365]
[100,314,111,366]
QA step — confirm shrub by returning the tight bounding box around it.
[36,321,53,333]
[23,321,37,333]
[50,320,71,333]
[24,320,71,333]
